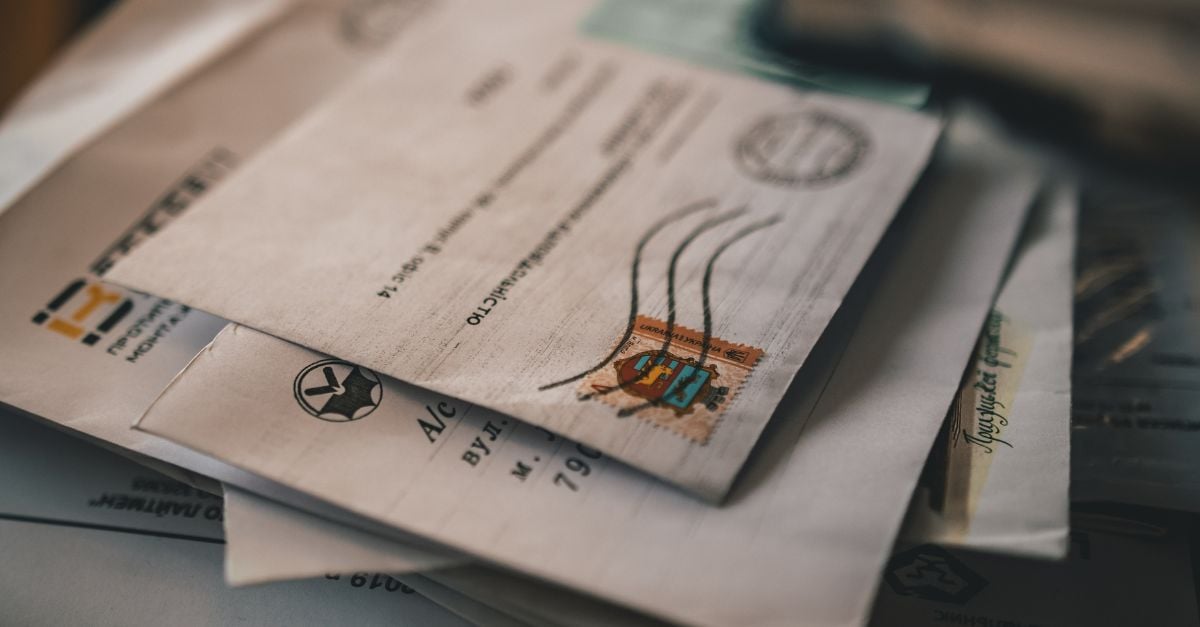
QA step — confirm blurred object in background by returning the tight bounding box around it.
[1072,183,1200,512]
[758,0,1200,184]
[583,0,929,107]
[0,1,117,111]
[0,0,285,217]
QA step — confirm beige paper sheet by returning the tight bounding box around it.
[108,0,941,501]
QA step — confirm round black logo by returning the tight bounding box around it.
[294,359,382,422]
[735,110,869,187]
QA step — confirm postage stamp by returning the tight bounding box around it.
[580,315,763,443]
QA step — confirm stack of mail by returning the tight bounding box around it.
[2,0,1193,625]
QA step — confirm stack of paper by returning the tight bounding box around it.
[0,406,471,626]
[3,0,1191,625]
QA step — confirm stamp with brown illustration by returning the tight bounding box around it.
[580,315,763,443]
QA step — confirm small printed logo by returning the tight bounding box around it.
[32,279,133,346]
[884,544,987,604]
[293,359,382,422]
[31,149,234,352]
[735,110,868,187]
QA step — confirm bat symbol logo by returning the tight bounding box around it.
[293,359,382,422]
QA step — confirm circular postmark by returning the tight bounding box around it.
[340,0,430,47]
[293,359,382,422]
[735,110,869,187]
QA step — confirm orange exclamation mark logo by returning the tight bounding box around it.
[33,279,133,346]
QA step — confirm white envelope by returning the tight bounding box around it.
[217,159,1072,618]
[214,185,1074,623]
[901,183,1075,558]
[108,0,942,500]
[132,115,1036,626]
